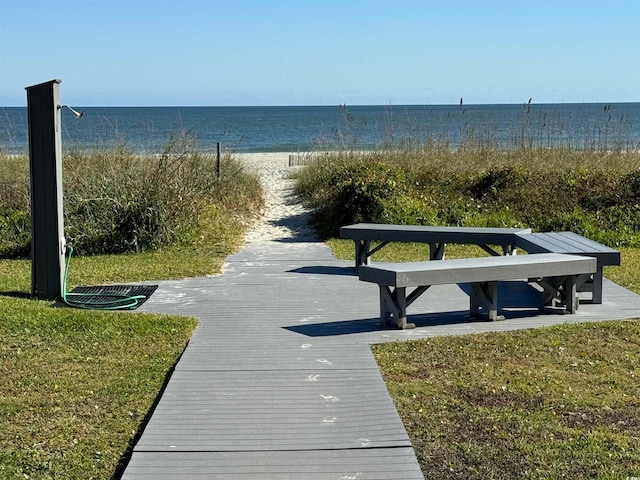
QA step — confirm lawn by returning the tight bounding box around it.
[0,296,196,479]
[373,320,640,479]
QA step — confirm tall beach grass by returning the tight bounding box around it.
[293,147,640,247]
[0,131,263,259]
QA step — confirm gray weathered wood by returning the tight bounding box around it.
[123,449,425,479]
[515,231,620,303]
[359,253,595,287]
[359,253,596,326]
[340,223,532,268]
[515,231,620,264]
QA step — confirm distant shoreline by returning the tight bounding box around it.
[3,101,640,109]
[3,103,640,155]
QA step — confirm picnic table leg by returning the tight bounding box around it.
[563,275,578,313]
[538,276,579,313]
[379,286,392,327]
[394,287,408,329]
[355,240,371,268]
[470,281,502,321]
[538,277,563,309]
[592,267,603,304]
[379,286,412,329]
[502,244,518,255]
[429,242,445,260]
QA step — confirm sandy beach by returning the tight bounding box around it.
[236,152,317,243]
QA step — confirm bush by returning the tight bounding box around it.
[468,165,531,202]
[0,133,263,257]
[299,158,408,237]
[293,149,640,247]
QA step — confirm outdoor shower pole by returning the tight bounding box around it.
[25,79,66,300]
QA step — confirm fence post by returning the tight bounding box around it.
[216,142,221,179]
[25,79,66,300]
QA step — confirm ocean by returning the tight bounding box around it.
[1,103,639,154]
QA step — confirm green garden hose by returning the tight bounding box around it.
[61,245,147,310]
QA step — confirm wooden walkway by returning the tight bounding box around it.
[121,239,640,479]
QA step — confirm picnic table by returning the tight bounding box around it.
[340,223,531,268]
[342,223,621,308]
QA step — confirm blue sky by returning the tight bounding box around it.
[1,0,638,106]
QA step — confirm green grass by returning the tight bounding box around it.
[0,298,196,479]
[373,321,640,479]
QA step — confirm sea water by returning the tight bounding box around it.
[1,103,639,154]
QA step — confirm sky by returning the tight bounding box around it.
[1,0,638,106]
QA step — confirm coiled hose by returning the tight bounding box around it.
[61,245,147,310]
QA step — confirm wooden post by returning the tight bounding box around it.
[25,79,66,300]
[216,142,221,179]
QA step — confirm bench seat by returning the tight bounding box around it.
[358,253,597,329]
[515,231,621,304]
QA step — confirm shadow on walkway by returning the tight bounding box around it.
[288,265,357,276]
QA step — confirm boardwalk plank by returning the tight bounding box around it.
[123,449,424,479]
[135,369,410,452]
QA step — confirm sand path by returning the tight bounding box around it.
[238,152,317,243]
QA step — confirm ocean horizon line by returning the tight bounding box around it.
[2,101,640,109]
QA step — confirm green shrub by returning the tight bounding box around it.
[381,194,440,226]
[468,164,531,202]
[302,158,408,237]
[294,148,640,247]
[0,133,263,257]
[619,169,640,204]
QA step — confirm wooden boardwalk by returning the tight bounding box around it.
[121,239,640,479]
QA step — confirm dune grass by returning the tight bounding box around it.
[293,149,640,246]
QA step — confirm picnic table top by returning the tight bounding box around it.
[515,231,621,264]
[340,222,532,243]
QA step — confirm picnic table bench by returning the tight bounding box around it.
[359,253,597,329]
[341,223,620,305]
[514,231,621,304]
[340,223,531,268]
